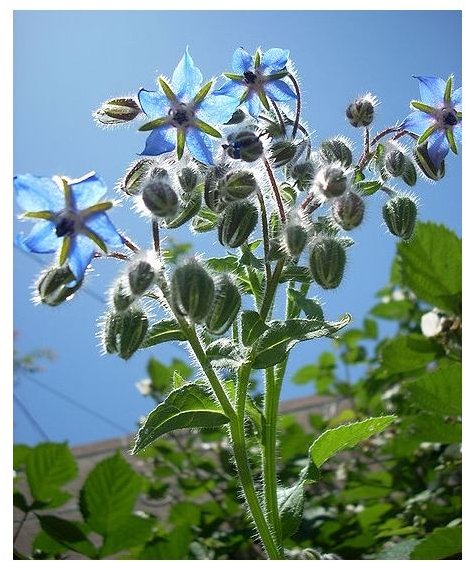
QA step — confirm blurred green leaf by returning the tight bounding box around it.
[411,526,461,560]
[380,334,443,374]
[100,514,154,557]
[141,319,187,349]
[278,484,304,538]
[37,515,97,558]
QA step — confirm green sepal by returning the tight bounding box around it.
[254,50,261,68]
[158,77,177,102]
[82,227,108,253]
[80,201,113,218]
[61,178,72,208]
[444,75,453,103]
[224,72,244,81]
[446,127,458,154]
[258,88,270,111]
[138,116,168,132]
[23,210,54,220]
[265,71,289,81]
[194,118,222,138]
[239,89,249,104]
[410,100,436,114]
[193,81,213,105]
[417,124,438,145]
[177,128,186,160]
[59,237,71,266]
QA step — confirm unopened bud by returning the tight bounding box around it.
[224,108,246,125]
[320,137,353,168]
[267,238,287,261]
[104,307,148,360]
[291,161,315,191]
[270,139,297,167]
[142,179,178,218]
[128,260,156,296]
[37,267,82,306]
[204,165,228,212]
[121,159,153,196]
[178,167,198,193]
[401,159,417,186]
[171,260,215,323]
[384,149,406,177]
[205,275,241,335]
[331,191,365,231]
[284,216,308,257]
[222,171,257,202]
[224,130,263,162]
[94,97,141,126]
[314,163,348,198]
[112,278,135,311]
[218,200,258,248]
[309,237,346,289]
[415,142,446,181]
[382,195,417,240]
[346,94,376,127]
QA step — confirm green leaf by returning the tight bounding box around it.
[402,414,461,444]
[205,338,243,367]
[32,530,68,556]
[241,310,269,346]
[193,80,213,105]
[139,525,192,559]
[251,314,351,369]
[411,526,461,560]
[13,444,31,470]
[194,118,222,138]
[26,443,77,505]
[13,491,29,512]
[191,206,219,232]
[378,538,420,560]
[310,416,396,468]
[206,255,239,273]
[363,318,378,339]
[37,515,97,558]
[356,180,383,196]
[381,334,443,374]
[279,264,313,283]
[370,300,413,320]
[165,186,202,229]
[404,361,461,416]
[133,383,229,453]
[80,452,141,536]
[277,484,304,538]
[100,514,154,557]
[288,288,324,321]
[138,116,168,132]
[146,357,172,393]
[141,319,186,348]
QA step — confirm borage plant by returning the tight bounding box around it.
[14,47,461,559]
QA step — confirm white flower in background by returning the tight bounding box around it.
[136,378,152,396]
[421,309,444,338]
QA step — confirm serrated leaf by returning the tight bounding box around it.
[37,515,97,558]
[26,443,77,505]
[288,288,324,320]
[133,383,229,453]
[251,314,351,369]
[402,414,461,444]
[206,255,239,273]
[411,526,461,560]
[278,484,304,538]
[205,338,243,366]
[141,319,186,348]
[241,310,269,346]
[381,334,443,374]
[80,452,141,536]
[100,514,154,557]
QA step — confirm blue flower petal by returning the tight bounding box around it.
[140,124,176,156]
[260,48,290,73]
[452,87,462,110]
[245,94,261,118]
[138,88,170,119]
[212,80,245,99]
[171,48,203,102]
[68,234,96,281]
[84,212,123,247]
[453,122,462,145]
[69,173,108,211]
[14,174,65,213]
[197,93,240,125]
[263,79,297,102]
[401,110,435,135]
[427,129,450,168]
[16,221,60,254]
[232,48,253,75]
[414,76,446,108]
[186,128,214,165]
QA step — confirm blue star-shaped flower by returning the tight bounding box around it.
[138,48,237,166]
[212,47,297,118]
[401,75,462,168]
[14,172,123,283]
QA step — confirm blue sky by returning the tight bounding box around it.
[13,11,461,445]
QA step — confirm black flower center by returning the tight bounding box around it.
[55,215,77,237]
[243,71,257,84]
[169,103,193,127]
[441,108,458,127]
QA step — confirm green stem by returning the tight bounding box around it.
[288,73,302,139]
[260,259,285,320]
[263,157,286,223]
[257,188,272,285]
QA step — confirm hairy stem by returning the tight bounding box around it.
[257,188,272,284]
[263,158,286,223]
[271,99,287,136]
[289,73,302,139]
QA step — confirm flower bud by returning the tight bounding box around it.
[204,165,228,212]
[177,167,198,193]
[171,260,215,323]
[142,179,178,218]
[218,200,258,248]
[415,142,445,181]
[94,97,141,126]
[331,191,365,231]
[270,139,297,167]
[104,307,148,360]
[224,130,263,162]
[284,216,308,257]
[128,259,157,296]
[267,238,288,261]
[221,171,257,202]
[382,195,417,240]
[121,159,153,196]
[345,94,376,127]
[384,149,406,177]
[320,137,353,168]
[224,108,246,125]
[401,159,417,186]
[112,278,135,311]
[314,163,348,198]
[36,266,82,306]
[309,237,346,289]
[291,161,315,191]
[205,275,241,335]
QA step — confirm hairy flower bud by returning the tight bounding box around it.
[121,159,153,196]
[104,307,148,360]
[218,200,259,248]
[205,275,241,335]
[94,97,141,126]
[309,237,346,289]
[345,94,376,127]
[36,266,82,306]
[128,259,157,296]
[177,167,198,193]
[142,179,178,218]
[401,159,417,186]
[291,161,315,191]
[331,191,365,231]
[112,278,135,311]
[171,260,215,323]
[270,139,297,167]
[382,195,417,240]
[221,171,257,202]
[384,149,406,177]
[314,163,348,198]
[284,216,308,257]
[204,165,228,212]
[320,137,353,168]
[415,142,446,181]
[224,130,263,162]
